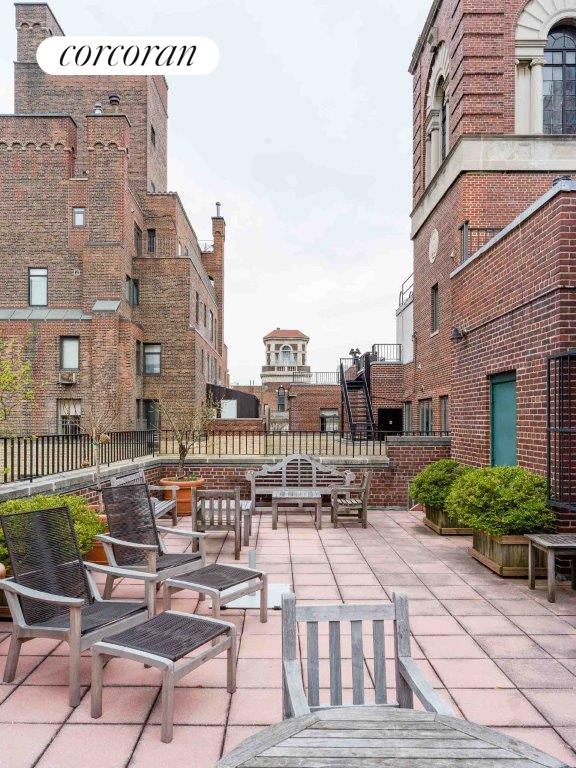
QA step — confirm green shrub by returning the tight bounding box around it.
[0,493,105,568]
[445,466,555,536]
[409,459,474,511]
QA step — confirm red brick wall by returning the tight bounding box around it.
[211,419,266,433]
[450,189,576,485]
[288,385,341,431]
[370,363,404,411]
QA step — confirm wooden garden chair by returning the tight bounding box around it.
[0,506,155,706]
[111,467,178,526]
[192,488,243,560]
[330,469,373,528]
[99,483,206,608]
[281,592,453,718]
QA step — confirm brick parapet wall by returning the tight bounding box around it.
[0,438,451,509]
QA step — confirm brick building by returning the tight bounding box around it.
[237,329,341,432]
[0,3,228,435]
[394,0,576,520]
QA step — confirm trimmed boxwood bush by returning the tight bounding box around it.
[0,493,105,568]
[409,459,474,511]
[445,466,555,536]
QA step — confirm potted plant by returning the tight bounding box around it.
[155,392,216,515]
[0,493,105,616]
[409,459,474,534]
[446,466,555,577]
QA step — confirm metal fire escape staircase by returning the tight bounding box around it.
[339,353,376,440]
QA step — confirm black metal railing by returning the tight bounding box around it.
[0,428,451,484]
[460,220,502,262]
[0,430,157,484]
[398,273,413,308]
[287,372,340,385]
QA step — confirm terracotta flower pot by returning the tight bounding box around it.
[84,512,109,565]
[159,477,206,516]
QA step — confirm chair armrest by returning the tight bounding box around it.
[156,526,206,540]
[83,562,158,582]
[0,577,85,607]
[95,534,158,551]
[283,659,311,718]
[398,656,454,715]
[149,484,178,494]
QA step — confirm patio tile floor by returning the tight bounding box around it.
[1,507,576,766]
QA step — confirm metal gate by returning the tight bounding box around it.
[548,351,576,512]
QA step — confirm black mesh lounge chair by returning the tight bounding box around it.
[99,483,206,608]
[0,507,155,706]
[110,467,178,526]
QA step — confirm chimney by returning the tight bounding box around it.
[94,102,103,115]
[109,92,120,113]
[216,201,221,217]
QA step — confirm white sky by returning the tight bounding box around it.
[0,0,431,384]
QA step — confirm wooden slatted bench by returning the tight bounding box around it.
[246,454,354,518]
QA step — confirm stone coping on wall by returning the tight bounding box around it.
[0,453,398,502]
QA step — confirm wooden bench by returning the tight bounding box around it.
[246,454,354,518]
[111,468,178,526]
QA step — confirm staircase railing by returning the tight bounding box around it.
[339,361,355,438]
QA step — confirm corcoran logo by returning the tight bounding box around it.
[37,36,219,76]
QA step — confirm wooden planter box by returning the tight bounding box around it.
[471,530,547,578]
[423,505,472,536]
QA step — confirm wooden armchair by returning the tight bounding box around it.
[192,488,243,560]
[0,507,155,706]
[281,592,453,718]
[330,469,372,528]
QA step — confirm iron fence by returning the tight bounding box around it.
[0,429,450,484]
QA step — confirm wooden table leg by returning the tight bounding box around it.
[547,548,556,603]
[528,541,536,590]
[272,500,278,530]
[572,557,576,591]
[316,500,322,530]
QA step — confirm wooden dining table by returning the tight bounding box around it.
[217,705,568,767]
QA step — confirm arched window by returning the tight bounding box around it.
[280,344,295,365]
[438,79,448,161]
[544,24,576,134]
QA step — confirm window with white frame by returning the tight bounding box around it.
[320,409,339,432]
[60,337,79,370]
[28,267,47,306]
[144,343,161,374]
[57,399,81,435]
[72,207,85,227]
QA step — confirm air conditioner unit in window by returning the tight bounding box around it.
[59,370,78,385]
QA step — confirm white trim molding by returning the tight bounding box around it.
[515,0,576,133]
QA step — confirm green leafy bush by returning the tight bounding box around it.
[445,466,555,536]
[409,459,474,511]
[0,493,105,568]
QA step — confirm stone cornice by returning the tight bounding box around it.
[411,134,576,237]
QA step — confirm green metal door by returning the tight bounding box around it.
[490,372,517,466]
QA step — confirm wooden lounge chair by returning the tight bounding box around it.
[0,506,155,706]
[330,469,373,527]
[282,592,453,718]
[111,467,178,526]
[99,483,206,609]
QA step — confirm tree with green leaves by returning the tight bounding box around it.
[0,336,34,436]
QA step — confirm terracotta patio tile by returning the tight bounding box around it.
[476,635,551,659]
[457,615,523,635]
[293,573,336,586]
[239,634,283,659]
[294,585,341,600]
[558,727,576,751]
[36,724,140,768]
[496,658,576,688]
[431,658,514,688]
[0,684,77,722]
[441,599,499,616]
[532,635,576,658]
[428,585,480,600]
[130,725,224,768]
[523,689,576,726]
[334,573,381,586]
[23,655,92,687]
[498,728,576,766]
[373,572,423,586]
[383,585,435,600]
[339,585,387,600]
[0,637,62,657]
[416,635,487,658]
[410,615,465,635]
[222,725,262,755]
[0,652,46,682]
[228,688,282,725]
[450,689,547,727]
[407,600,448,616]
[70,686,158,723]
[512,615,576,635]
[236,658,282,688]
[489,599,553,616]
[149,688,230,726]
[418,573,466,585]
[0,722,60,767]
